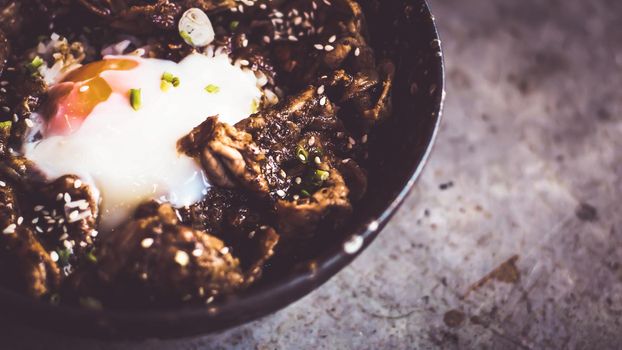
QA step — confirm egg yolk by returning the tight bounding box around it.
[43,59,139,136]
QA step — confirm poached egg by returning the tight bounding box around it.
[24,53,261,230]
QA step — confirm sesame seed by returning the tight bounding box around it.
[79,85,89,92]
[25,119,34,128]
[328,35,336,43]
[64,193,71,203]
[220,247,230,255]
[348,137,356,145]
[56,193,63,201]
[317,85,325,94]
[68,210,79,221]
[314,156,321,164]
[16,216,23,225]
[0,181,5,187]
[324,45,334,52]
[3,224,16,234]
[320,96,327,106]
[361,134,368,143]
[192,248,203,257]
[314,44,324,50]
[74,180,82,188]
[175,250,190,266]
[141,237,154,248]
[293,195,300,201]
[242,38,249,47]
[308,136,316,146]
[343,235,363,254]
[354,47,361,56]
[50,251,59,262]
[276,189,286,197]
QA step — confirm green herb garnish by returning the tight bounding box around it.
[296,145,309,163]
[161,72,180,90]
[129,88,142,111]
[0,121,12,130]
[229,21,240,31]
[180,30,193,45]
[26,56,44,75]
[86,250,97,264]
[205,84,220,94]
[314,169,330,182]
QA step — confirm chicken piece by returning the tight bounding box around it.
[29,175,99,268]
[0,180,61,297]
[275,164,351,238]
[95,202,245,305]
[179,116,269,195]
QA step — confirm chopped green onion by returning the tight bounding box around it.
[296,145,309,163]
[161,72,180,90]
[0,121,12,130]
[314,169,330,182]
[26,56,44,75]
[129,88,142,111]
[230,20,240,31]
[160,80,172,92]
[57,248,72,266]
[205,84,220,94]
[250,99,259,113]
[180,30,193,46]
[300,189,311,198]
[86,250,97,264]
[161,72,175,82]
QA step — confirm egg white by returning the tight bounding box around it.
[24,53,261,230]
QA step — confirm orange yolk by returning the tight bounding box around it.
[43,59,139,136]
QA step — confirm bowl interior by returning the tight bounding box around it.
[0,0,444,339]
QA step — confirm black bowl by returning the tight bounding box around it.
[0,0,444,339]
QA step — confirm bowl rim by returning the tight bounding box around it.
[0,0,445,339]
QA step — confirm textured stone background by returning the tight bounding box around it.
[4,0,622,348]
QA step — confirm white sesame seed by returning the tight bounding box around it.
[361,134,368,143]
[34,205,44,212]
[3,224,16,234]
[276,189,286,197]
[324,45,334,52]
[56,193,63,201]
[242,38,248,47]
[0,181,5,187]
[74,180,82,188]
[79,85,89,92]
[314,44,324,50]
[17,216,23,225]
[192,248,203,257]
[64,193,72,203]
[175,250,190,266]
[24,119,34,128]
[317,85,325,95]
[295,177,302,184]
[354,47,361,56]
[314,156,321,164]
[50,251,59,262]
[308,136,316,146]
[328,35,336,43]
[320,96,327,106]
[68,210,79,221]
[343,235,363,254]
[141,238,154,248]
[220,247,230,255]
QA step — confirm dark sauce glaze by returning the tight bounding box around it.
[0,0,394,309]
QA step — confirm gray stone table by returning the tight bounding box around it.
[3,0,622,348]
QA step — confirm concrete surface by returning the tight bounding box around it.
[4,0,622,348]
